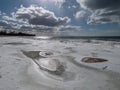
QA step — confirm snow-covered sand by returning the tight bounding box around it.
[0,36,120,90]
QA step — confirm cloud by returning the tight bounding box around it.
[16,24,81,36]
[2,15,17,22]
[0,11,1,15]
[13,5,70,26]
[61,0,80,18]
[75,10,86,19]
[0,20,9,26]
[19,24,81,32]
[0,20,12,29]
[0,11,27,25]
[58,25,81,31]
[20,25,54,32]
[0,19,81,36]
[76,0,120,24]
[0,20,20,31]
[55,25,82,36]
[87,9,120,24]
[0,5,81,36]
[0,20,53,34]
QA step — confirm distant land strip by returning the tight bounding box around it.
[0,31,35,36]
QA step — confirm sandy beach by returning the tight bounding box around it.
[0,36,120,90]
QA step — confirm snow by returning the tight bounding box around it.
[0,36,120,90]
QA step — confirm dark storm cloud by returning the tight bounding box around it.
[77,0,120,10]
[77,0,120,24]
[13,5,70,26]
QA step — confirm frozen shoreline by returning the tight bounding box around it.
[0,37,120,90]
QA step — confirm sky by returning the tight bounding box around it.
[0,0,120,36]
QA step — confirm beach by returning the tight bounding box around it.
[0,36,120,90]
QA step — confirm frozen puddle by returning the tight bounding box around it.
[22,50,120,90]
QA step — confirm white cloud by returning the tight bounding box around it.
[13,5,70,26]
[75,10,86,19]
[87,9,120,24]
[2,15,17,22]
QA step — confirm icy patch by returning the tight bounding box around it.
[38,58,65,75]
[39,51,53,57]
